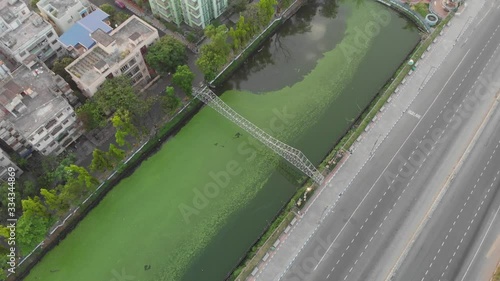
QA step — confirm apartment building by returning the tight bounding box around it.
[150,0,228,28]
[0,0,63,67]
[0,62,82,157]
[0,147,21,180]
[65,15,159,97]
[37,0,93,34]
[58,9,112,58]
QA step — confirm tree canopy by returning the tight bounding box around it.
[161,86,181,114]
[90,148,113,172]
[112,109,139,147]
[108,144,126,164]
[145,36,187,74]
[52,56,76,88]
[94,76,145,115]
[172,65,194,96]
[76,100,107,131]
[40,188,69,217]
[100,4,130,26]
[59,165,98,205]
[77,76,147,131]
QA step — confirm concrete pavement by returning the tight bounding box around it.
[255,0,500,280]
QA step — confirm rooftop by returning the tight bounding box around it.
[0,13,52,51]
[59,9,112,50]
[37,0,88,19]
[0,64,69,136]
[67,16,157,86]
[0,0,25,24]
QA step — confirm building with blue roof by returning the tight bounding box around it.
[58,9,112,58]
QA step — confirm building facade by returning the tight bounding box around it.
[0,62,82,157]
[65,15,159,97]
[149,0,228,28]
[0,0,63,67]
[0,147,21,180]
[37,0,93,34]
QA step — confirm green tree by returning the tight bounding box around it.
[107,144,125,164]
[30,0,40,8]
[40,188,68,217]
[0,225,8,238]
[16,214,50,255]
[112,109,139,147]
[172,65,194,96]
[196,46,227,81]
[90,148,113,172]
[76,100,107,131]
[145,36,187,74]
[100,4,130,26]
[196,25,231,80]
[60,165,98,205]
[52,57,75,86]
[258,0,277,25]
[204,25,231,55]
[229,15,254,51]
[161,86,181,114]
[114,12,130,25]
[99,4,116,17]
[94,76,145,116]
[21,196,49,219]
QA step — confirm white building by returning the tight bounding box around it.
[66,15,159,97]
[0,147,21,180]
[0,62,82,157]
[150,0,228,28]
[37,0,93,34]
[0,0,63,67]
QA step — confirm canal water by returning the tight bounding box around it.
[24,1,419,281]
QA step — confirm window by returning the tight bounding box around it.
[62,119,69,125]
[57,112,64,119]
[19,51,26,57]
[51,40,57,45]
[37,128,44,135]
[43,135,49,141]
[47,32,54,38]
[49,141,55,147]
[128,58,136,66]
[120,64,129,72]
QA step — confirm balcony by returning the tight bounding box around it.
[51,125,63,136]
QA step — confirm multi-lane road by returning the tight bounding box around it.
[257,1,500,280]
[393,87,500,281]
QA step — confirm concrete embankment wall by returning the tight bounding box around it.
[374,0,432,33]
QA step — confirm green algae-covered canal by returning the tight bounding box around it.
[25,1,419,280]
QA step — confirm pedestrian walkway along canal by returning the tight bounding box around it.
[25,1,419,280]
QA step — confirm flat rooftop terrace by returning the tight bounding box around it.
[0,64,68,136]
[66,16,156,86]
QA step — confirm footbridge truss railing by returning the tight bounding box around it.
[194,86,324,185]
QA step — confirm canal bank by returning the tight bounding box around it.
[22,1,420,281]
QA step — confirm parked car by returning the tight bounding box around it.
[115,0,126,9]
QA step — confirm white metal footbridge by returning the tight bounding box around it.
[194,86,324,185]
